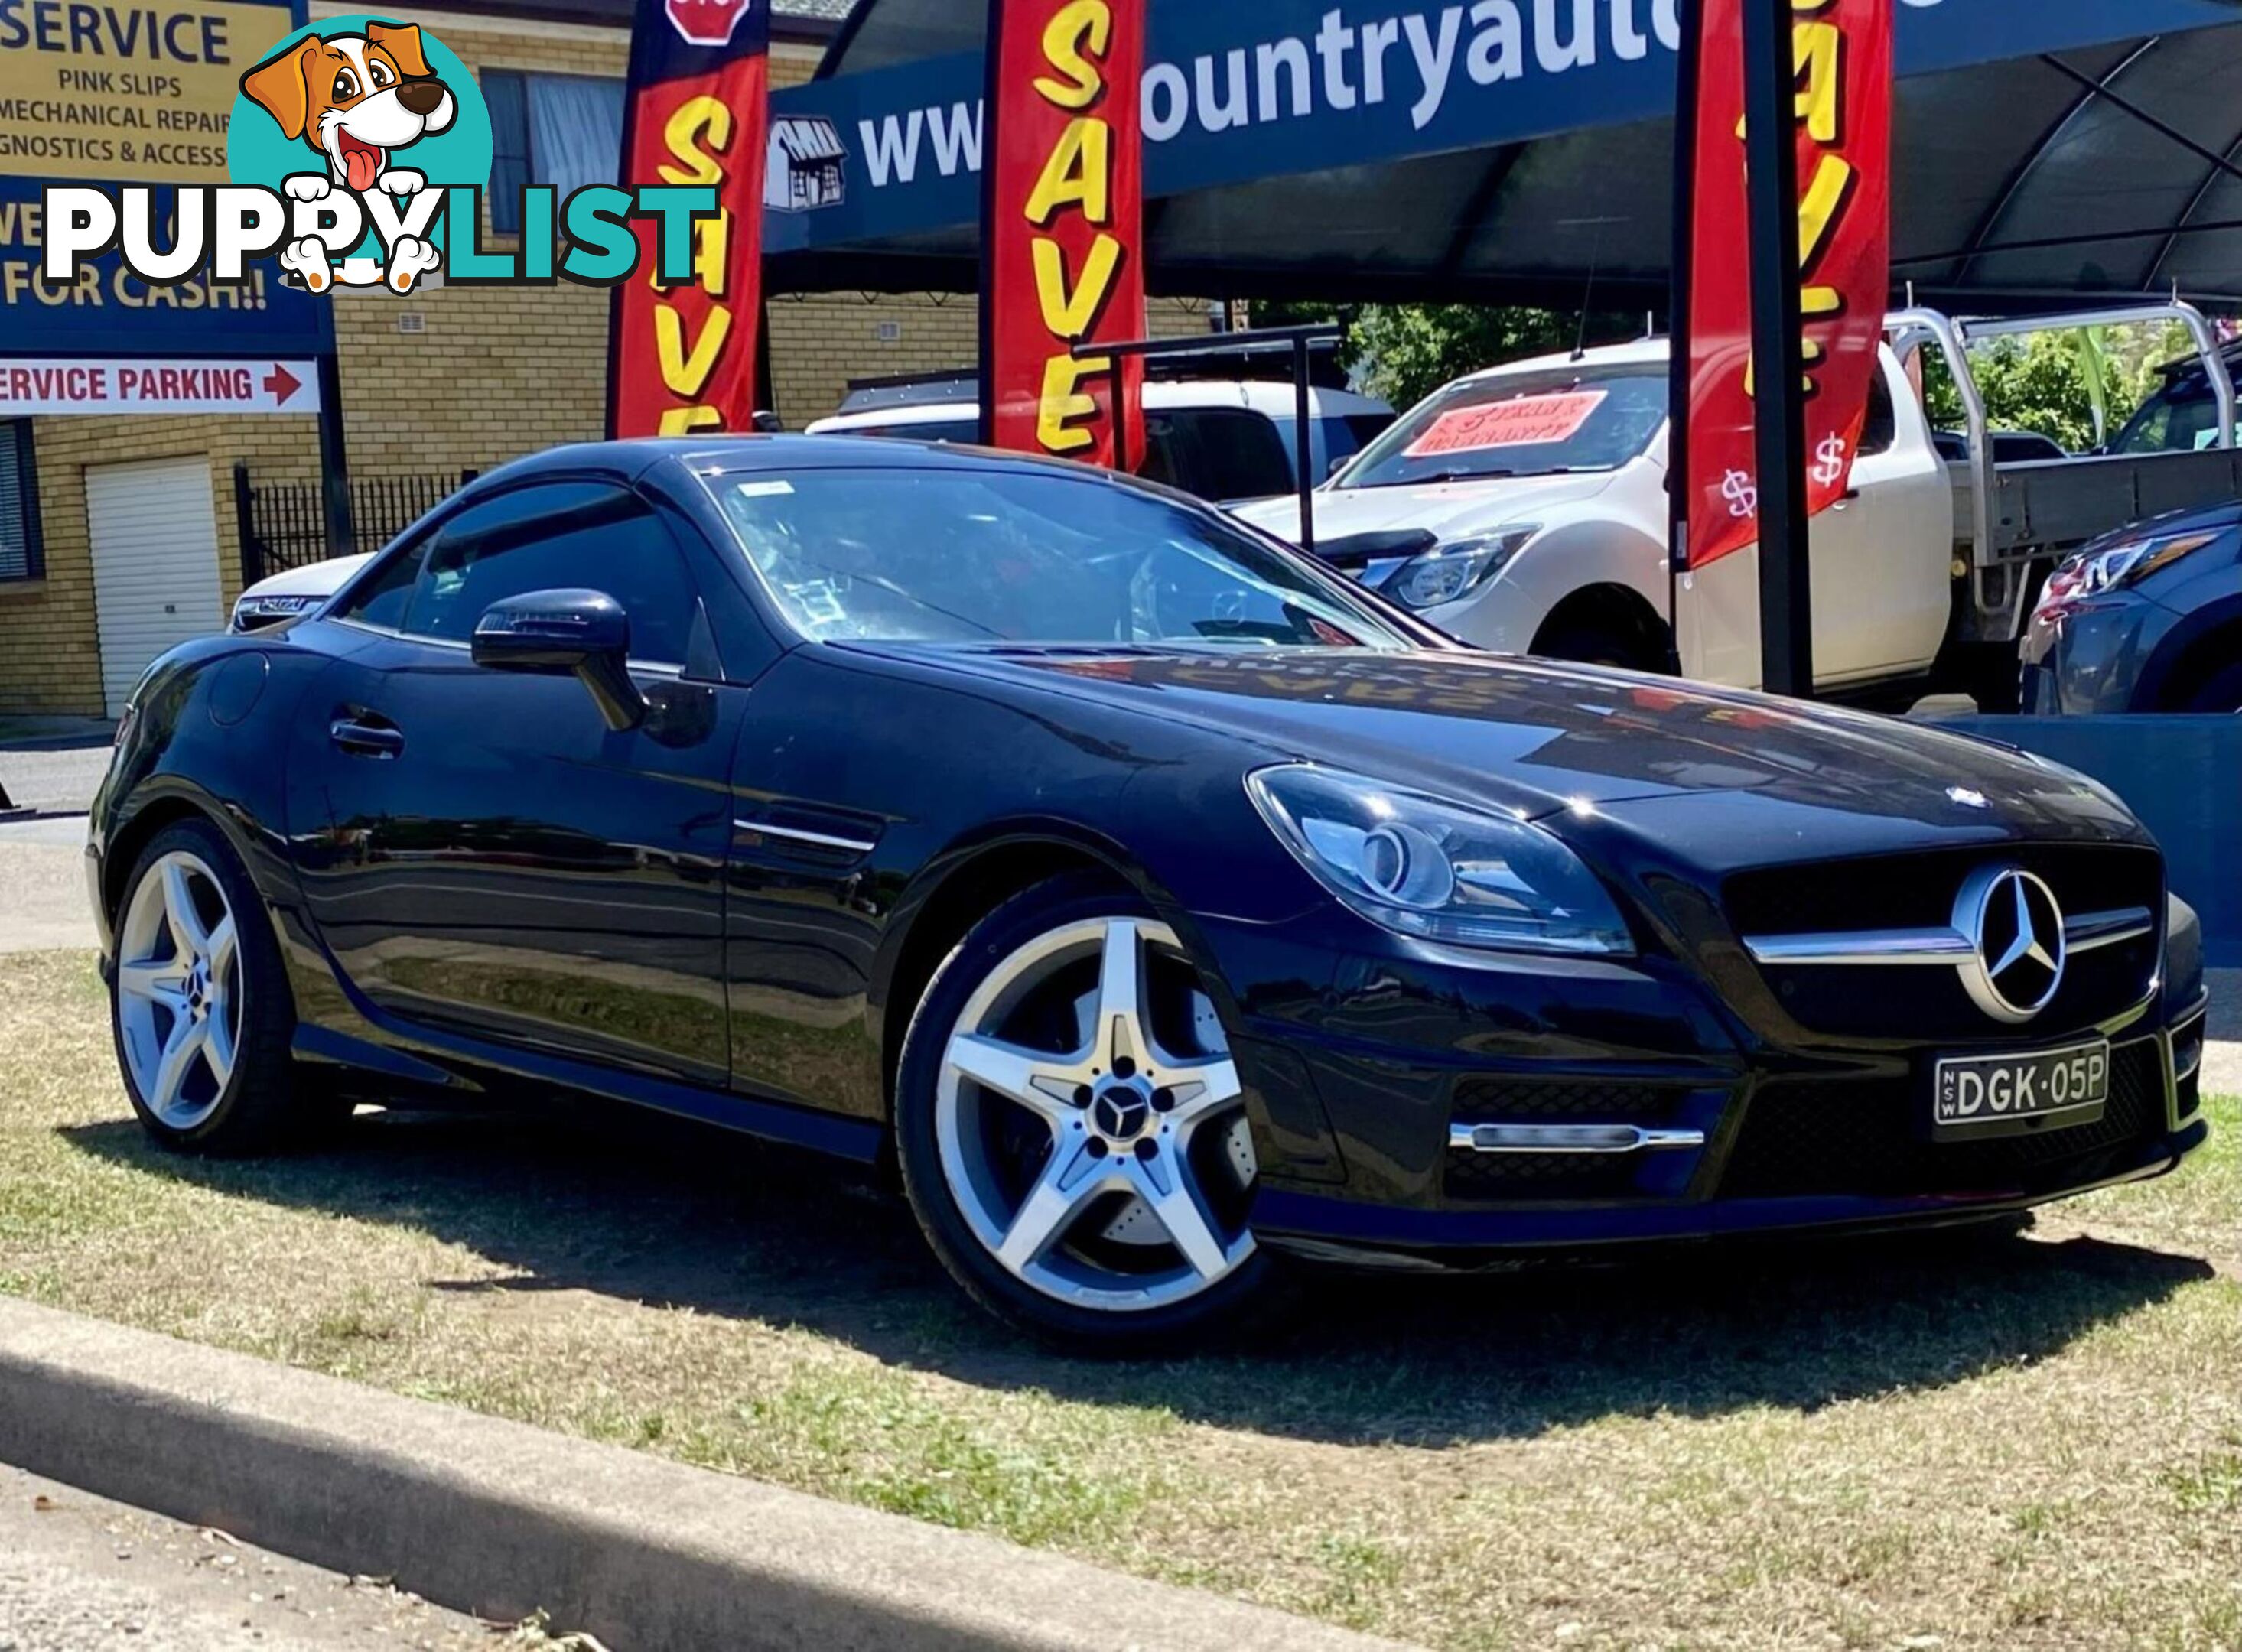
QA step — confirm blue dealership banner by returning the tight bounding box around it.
[764,0,2242,255]
[0,177,334,356]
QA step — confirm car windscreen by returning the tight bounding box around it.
[1339,365,1668,488]
[714,467,1413,649]
[2112,382,2221,455]
[837,418,981,444]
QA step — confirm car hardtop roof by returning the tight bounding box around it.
[461,428,1121,480]
[460,434,1173,493]
[807,379,1388,434]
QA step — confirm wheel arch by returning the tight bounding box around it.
[870,822,1192,1116]
[1530,580,1675,669]
[99,782,272,929]
[2137,592,2242,711]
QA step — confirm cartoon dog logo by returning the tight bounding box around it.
[240,21,457,293]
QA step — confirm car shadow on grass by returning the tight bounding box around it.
[61,1104,2214,1447]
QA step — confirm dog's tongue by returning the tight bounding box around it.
[343,144,381,192]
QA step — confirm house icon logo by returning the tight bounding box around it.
[766,115,847,212]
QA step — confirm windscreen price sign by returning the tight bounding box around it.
[0,0,292,182]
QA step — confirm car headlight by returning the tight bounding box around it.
[1381,525,1538,611]
[2035,528,2227,622]
[1245,764,1634,956]
[230,593,321,632]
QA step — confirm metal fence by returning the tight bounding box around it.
[233,464,476,587]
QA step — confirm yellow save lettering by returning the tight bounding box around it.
[1031,234,1121,338]
[1024,117,1111,226]
[659,98,732,188]
[1035,0,1111,109]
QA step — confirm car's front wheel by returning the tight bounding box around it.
[894,874,1280,1351]
[111,818,303,1153]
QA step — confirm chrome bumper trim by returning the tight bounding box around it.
[1448,1123,1707,1156]
[2171,1001,2208,1084]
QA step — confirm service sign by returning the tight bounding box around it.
[981,0,1147,467]
[0,0,334,355]
[0,0,287,183]
[1679,0,1894,571]
[0,174,332,355]
[0,353,318,412]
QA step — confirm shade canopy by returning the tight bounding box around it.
[763,0,2242,314]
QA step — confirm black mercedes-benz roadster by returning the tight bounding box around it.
[89,437,2210,1349]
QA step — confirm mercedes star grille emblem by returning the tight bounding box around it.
[1954,865,2067,1024]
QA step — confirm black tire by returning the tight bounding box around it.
[1534,625,1645,672]
[893,873,1290,1354]
[109,818,308,1155]
[2178,659,2242,714]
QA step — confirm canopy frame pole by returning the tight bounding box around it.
[1741,0,1814,698]
[1079,322,1346,558]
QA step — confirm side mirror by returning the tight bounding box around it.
[471,589,646,731]
[1326,454,1349,480]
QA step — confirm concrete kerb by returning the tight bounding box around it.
[0,1296,1417,1652]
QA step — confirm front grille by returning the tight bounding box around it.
[1446,1152,1646,1201]
[1720,1037,2169,1200]
[1452,1078,1686,1123]
[1726,844,2162,1044]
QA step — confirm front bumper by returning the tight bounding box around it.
[1199,906,2208,1267]
[2019,595,2175,715]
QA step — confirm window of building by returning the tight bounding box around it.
[0,421,43,582]
[482,70,627,236]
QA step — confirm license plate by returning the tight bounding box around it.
[1932,1039,2110,1140]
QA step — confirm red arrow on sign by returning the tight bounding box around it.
[263,363,302,405]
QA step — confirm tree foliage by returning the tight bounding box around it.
[1254,301,1637,411]
[1919,329,2182,454]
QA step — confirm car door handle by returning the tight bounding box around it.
[330,717,405,759]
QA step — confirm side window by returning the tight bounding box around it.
[1858,366,1898,458]
[400,483,702,665]
[1139,413,1185,489]
[1167,409,1296,500]
[337,539,429,630]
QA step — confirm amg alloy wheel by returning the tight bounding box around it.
[112,819,304,1153]
[896,876,1277,1349]
[116,848,242,1130]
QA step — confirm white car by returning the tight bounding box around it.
[808,376,1394,503]
[1234,337,1957,694]
[230,552,373,632]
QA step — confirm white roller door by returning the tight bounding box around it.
[86,458,225,719]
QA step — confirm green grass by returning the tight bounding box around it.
[3,948,2238,1651]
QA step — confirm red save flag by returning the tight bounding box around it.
[980,0,1148,468]
[608,0,770,437]
[1676,0,1894,570]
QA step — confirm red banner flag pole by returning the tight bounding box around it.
[608,0,773,438]
[979,0,1149,469]
[1674,0,1896,697]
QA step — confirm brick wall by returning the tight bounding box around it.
[0,27,1219,716]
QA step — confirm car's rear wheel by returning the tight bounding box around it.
[2178,659,2242,714]
[894,875,1280,1351]
[112,819,303,1154]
